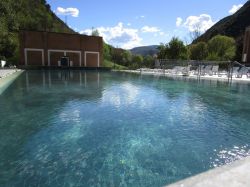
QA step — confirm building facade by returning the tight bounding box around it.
[19,31,103,67]
[242,27,250,64]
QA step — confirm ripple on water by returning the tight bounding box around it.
[211,145,250,167]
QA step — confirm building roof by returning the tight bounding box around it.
[20,30,103,39]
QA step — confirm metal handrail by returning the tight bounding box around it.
[232,61,249,69]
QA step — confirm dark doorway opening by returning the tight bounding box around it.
[60,56,70,67]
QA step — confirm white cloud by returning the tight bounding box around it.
[229,4,243,14]
[136,15,145,19]
[182,14,216,32]
[80,22,142,49]
[56,7,79,17]
[80,28,93,35]
[141,26,160,33]
[176,17,183,27]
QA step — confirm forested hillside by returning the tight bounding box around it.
[0,0,74,63]
[194,0,250,61]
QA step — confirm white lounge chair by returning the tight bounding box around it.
[236,67,249,78]
[171,66,181,74]
[182,65,191,76]
[195,65,205,75]
[201,65,212,76]
[209,65,219,76]
[231,67,240,78]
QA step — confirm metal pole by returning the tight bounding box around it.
[230,61,233,82]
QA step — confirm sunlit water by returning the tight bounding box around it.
[0,70,250,187]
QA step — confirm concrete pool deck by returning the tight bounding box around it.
[0,69,24,94]
[166,156,250,187]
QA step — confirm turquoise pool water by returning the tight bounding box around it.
[0,70,250,187]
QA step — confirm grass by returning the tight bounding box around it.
[102,60,128,70]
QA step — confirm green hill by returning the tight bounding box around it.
[130,45,159,56]
[194,0,250,61]
[0,0,74,63]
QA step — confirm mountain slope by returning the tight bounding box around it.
[193,0,250,60]
[0,0,74,62]
[130,45,159,56]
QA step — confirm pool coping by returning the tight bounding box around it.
[18,66,112,71]
[0,69,24,95]
[165,156,250,187]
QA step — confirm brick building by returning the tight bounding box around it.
[242,27,250,64]
[19,31,103,67]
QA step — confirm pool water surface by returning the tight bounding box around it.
[0,70,250,187]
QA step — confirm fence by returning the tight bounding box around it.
[151,59,250,81]
[155,59,230,69]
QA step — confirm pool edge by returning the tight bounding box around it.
[0,70,24,95]
[165,156,250,187]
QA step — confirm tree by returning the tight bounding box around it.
[132,55,143,63]
[91,28,99,36]
[121,51,132,66]
[207,35,236,61]
[143,55,154,68]
[157,37,189,60]
[189,24,202,42]
[165,37,188,60]
[189,42,208,60]
[157,43,167,59]
[0,33,17,59]
[111,48,123,65]
[129,55,143,69]
[103,43,112,61]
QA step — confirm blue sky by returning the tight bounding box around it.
[47,0,247,49]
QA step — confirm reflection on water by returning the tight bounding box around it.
[25,70,100,89]
[0,71,250,187]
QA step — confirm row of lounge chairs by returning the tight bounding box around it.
[140,65,250,79]
[198,65,219,76]
[231,66,250,78]
[140,65,219,76]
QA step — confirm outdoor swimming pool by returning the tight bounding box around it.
[0,70,250,187]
